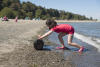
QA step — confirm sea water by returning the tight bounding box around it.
[48,22,100,67]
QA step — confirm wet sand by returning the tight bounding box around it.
[0,20,73,67]
[48,22,100,67]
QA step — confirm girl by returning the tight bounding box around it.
[38,19,84,52]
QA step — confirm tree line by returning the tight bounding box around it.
[0,0,93,20]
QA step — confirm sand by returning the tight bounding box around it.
[0,20,73,67]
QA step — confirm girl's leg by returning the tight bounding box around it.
[67,34,84,52]
[57,32,66,48]
[67,34,81,48]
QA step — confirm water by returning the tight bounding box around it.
[47,22,100,67]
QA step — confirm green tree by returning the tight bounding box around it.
[0,0,91,20]
[90,17,93,20]
[66,12,72,20]
[2,0,11,7]
[10,2,21,11]
[0,0,3,11]
[0,7,17,18]
[22,2,36,12]
[17,10,26,19]
[21,1,37,17]
[35,9,42,18]
[26,12,33,19]
[1,0,21,10]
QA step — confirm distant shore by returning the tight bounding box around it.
[55,20,100,23]
[1,19,100,23]
[16,19,100,23]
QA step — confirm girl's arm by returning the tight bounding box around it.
[39,30,53,39]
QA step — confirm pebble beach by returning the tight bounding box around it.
[1,19,99,67]
[0,20,73,67]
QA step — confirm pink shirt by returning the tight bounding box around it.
[50,24,74,34]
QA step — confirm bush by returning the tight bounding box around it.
[0,7,18,19]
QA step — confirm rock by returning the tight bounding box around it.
[34,39,44,50]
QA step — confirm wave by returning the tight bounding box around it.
[74,33,100,52]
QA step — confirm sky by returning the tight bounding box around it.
[20,0,100,20]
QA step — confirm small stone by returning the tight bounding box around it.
[52,62,55,63]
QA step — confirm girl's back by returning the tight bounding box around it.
[51,24,74,34]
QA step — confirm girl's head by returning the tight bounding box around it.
[46,19,57,29]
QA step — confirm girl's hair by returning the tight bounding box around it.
[46,19,57,29]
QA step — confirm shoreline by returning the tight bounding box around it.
[1,19,100,23]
